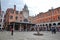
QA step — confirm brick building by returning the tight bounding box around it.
[4,5,35,31]
[33,7,60,31]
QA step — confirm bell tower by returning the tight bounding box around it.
[23,4,29,11]
[14,5,16,11]
[23,4,29,19]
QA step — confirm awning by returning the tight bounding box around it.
[10,22,35,25]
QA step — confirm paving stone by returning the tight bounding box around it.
[0,31,60,40]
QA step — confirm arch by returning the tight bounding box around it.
[58,22,60,25]
[36,25,37,27]
[40,25,42,26]
[53,23,56,25]
[46,24,48,26]
[24,19,28,22]
[49,24,52,26]
[38,25,39,27]
[43,24,44,26]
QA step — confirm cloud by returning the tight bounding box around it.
[1,0,24,11]
[24,0,60,16]
[1,0,60,16]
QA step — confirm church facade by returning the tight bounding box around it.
[4,5,35,31]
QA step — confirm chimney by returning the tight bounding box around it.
[14,5,16,11]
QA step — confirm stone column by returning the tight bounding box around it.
[48,24,50,31]
[13,23,15,31]
[42,26,44,31]
[37,25,40,34]
[29,25,32,31]
[34,25,36,31]
[19,24,21,32]
[26,24,27,31]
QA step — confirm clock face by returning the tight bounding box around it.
[23,12,29,18]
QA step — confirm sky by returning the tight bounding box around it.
[1,0,60,16]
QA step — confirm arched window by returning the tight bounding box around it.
[24,19,28,22]
[10,16,13,19]
[58,16,60,20]
[53,23,56,25]
[38,25,39,27]
[46,24,48,26]
[15,16,18,20]
[20,20,22,22]
[43,24,44,26]
[16,11,18,14]
[10,10,14,13]
[58,23,60,25]
[49,24,52,26]
[57,8,60,13]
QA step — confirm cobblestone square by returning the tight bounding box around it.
[0,31,60,40]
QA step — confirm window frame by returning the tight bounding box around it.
[10,16,13,19]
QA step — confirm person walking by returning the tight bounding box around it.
[11,27,14,36]
[54,28,56,34]
[51,27,54,34]
[51,27,56,34]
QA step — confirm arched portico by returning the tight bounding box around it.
[53,23,56,26]
[57,22,60,31]
[58,22,60,25]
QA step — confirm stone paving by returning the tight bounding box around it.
[0,31,60,40]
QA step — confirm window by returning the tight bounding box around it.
[58,23,60,25]
[29,21,31,23]
[53,23,56,26]
[10,16,13,19]
[49,18,51,21]
[20,11,22,14]
[15,16,18,20]
[24,19,28,22]
[58,16,60,20]
[20,13,22,14]
[53,18,55,20]
[0,19,2,22]
[20,17,22,18]
[16,11,18,14]
[57,9,60,13]
[3,20,5,22]
[0,14,2,17]
[10,11,14,14]
[48,10,51,15]
[20,20,22,22]
[0,25,1,27]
